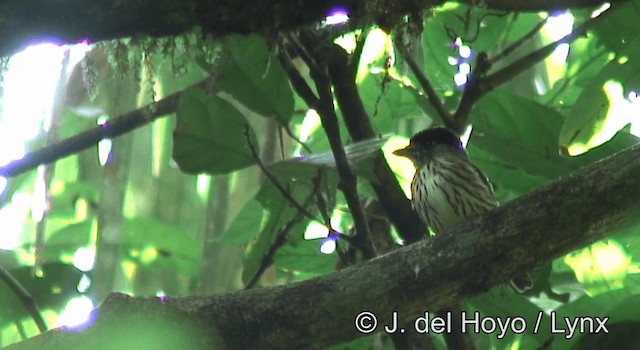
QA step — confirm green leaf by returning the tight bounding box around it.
[273,238,337,277]
[217,35,294,124]
[559,48,640,156]
[358,73,431,127]
[240,157,342,285]
[44,220,93,261]
[123,217,201,277]
[589,2,640,52]
[470,90,570,180]
[216,200,264,246]
[241,181,311,286]
[173,87,256,175]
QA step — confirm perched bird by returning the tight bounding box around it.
[393,127,532,292]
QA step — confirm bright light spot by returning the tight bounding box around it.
[458,45,471,59]
[56,296,94,328]
[545,13,574,64]
[618,56,629,64]
[1,44,63,146]
[460,126,472,148]
[77,274,91,293]
[564,240,631,295]
[0,190,36,250]
[546,12,574,40]
[566,80,637,156]
[550,43,570,64]
[534,76,547,95]
[591,3,611,18]
[72,247,95,272]
[334,32,357,54]
[140,245,158,264]
[447,56,458,65]
[304,221,329,240]
[0,44,68,249]
[196,174,211,201]
[294,110,321,157]
[98,138,112,165]
[383,136,415,198]
[454,37,463,47]
[96,116,113,165]
[324,8,349,26]
[629,91,640,137]
[454,73,468,86]
[320,238,336,254]
[356,28,392,83]
[459,63,471,75]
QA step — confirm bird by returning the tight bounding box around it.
[393,127,532,292]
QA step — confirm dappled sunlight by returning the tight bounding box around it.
[564,240,631,296]
[56,296,94,329]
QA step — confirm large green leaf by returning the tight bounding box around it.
[589,2,640,52]
[173,87,256,175]
[273,237,337,277]
[241,157,341,286]
[559,44,640,156]
[241,183,308,286]
[44,220,93,261]
[122,217,201,277]
[216,35,294,124]
[216,200,264,246]
[470,90,570,180]
[470,90,638,188]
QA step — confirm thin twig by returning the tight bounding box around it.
[491,16,548,64]
[306,55,377,259]
[325,43,426,244]
[0,266,47,333]
[545,48,607,106]
[243,125,354,242]
[482,8,613,94]
[451,6,613,130]
[243,206,308,289]
[244,167,338,289]
[0,75,215,178]
[451,52,491,132]
[282,124,313,154]
[244,125,319,222]
[277,44,319,109]
[397,43,455,128]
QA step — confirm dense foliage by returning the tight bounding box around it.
[1,1,639,349]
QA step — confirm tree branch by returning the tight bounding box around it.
[0,0,620,59]
[0,77,214,179]
[309,62,377,259]
[397,43,455,128]
[0,266,47,334]
[451,5,614,130]
[325,44,426,244]
[8,141,640,350]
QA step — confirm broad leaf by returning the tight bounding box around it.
[173,87,256,174]
[216,35,294,124]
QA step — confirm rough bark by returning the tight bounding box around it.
[0,0,616,58]
[7,141,640,349]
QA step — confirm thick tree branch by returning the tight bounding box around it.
[8,136,640,350]
[0,0,619,59]
[325,45,427,244]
